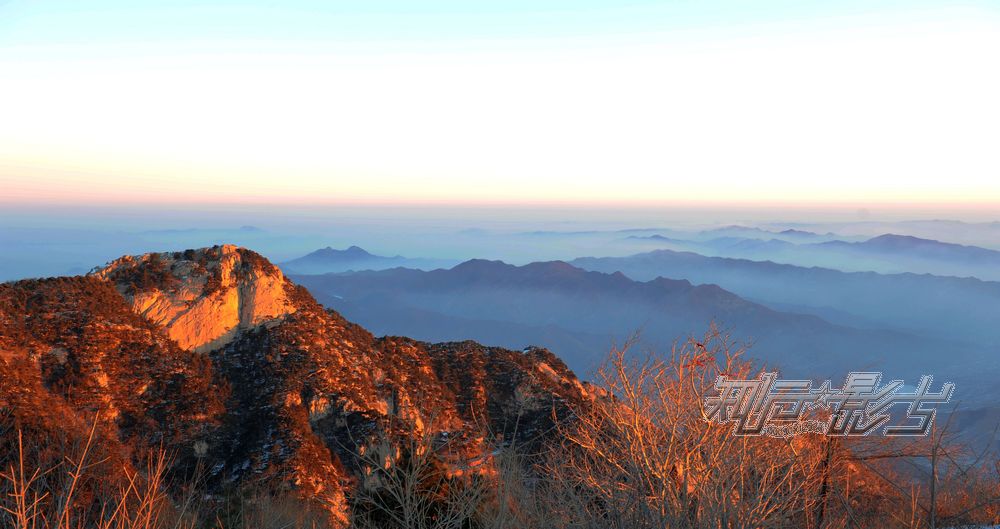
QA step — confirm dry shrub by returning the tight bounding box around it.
[0,416,176,529]
[0,414,330,529]
[470,327,1000,529]
[525,328,818,528]
[210,489,332,529]
[349,426,487,529]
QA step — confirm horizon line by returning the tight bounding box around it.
[4,197,1000,210]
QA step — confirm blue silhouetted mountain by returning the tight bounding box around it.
[280,245,456,274]
[667,233,1000,280]
[820,234,1000,264]
[571,248,1000,349]
[290,259,986,388]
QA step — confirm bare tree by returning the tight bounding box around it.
[350,425,487,529]
[534,327,827,529]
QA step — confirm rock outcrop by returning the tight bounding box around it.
[92,245,298,352]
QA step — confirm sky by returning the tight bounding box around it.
[1,0,999,206]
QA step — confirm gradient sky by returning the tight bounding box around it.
[1,0,998,205]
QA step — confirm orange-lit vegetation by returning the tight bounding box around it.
[3,330,1000,528]
[530,331,1000,529]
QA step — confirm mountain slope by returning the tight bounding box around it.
[0,246,589,526]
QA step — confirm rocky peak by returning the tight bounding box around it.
[309,245,373,258]
[342,245,372,256]
[91,244,298,352]
[3,245,592,526]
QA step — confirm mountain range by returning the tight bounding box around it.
[655,233,1000,279]
[290,259,993,392]
[572,248,1000,348]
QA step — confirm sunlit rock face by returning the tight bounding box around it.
[92,244,297,352]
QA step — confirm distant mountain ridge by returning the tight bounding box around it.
[636,232,1000,280]
[821,233,1000,263]
[762,219,1000,249]
[291,258,983,385]
[571,248,1000,348]
[280,245,455,274]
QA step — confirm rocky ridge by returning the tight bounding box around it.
[0,245,589,525]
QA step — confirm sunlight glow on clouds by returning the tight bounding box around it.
[0,2,998,205]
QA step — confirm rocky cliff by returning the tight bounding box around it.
[92,245,298,352]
